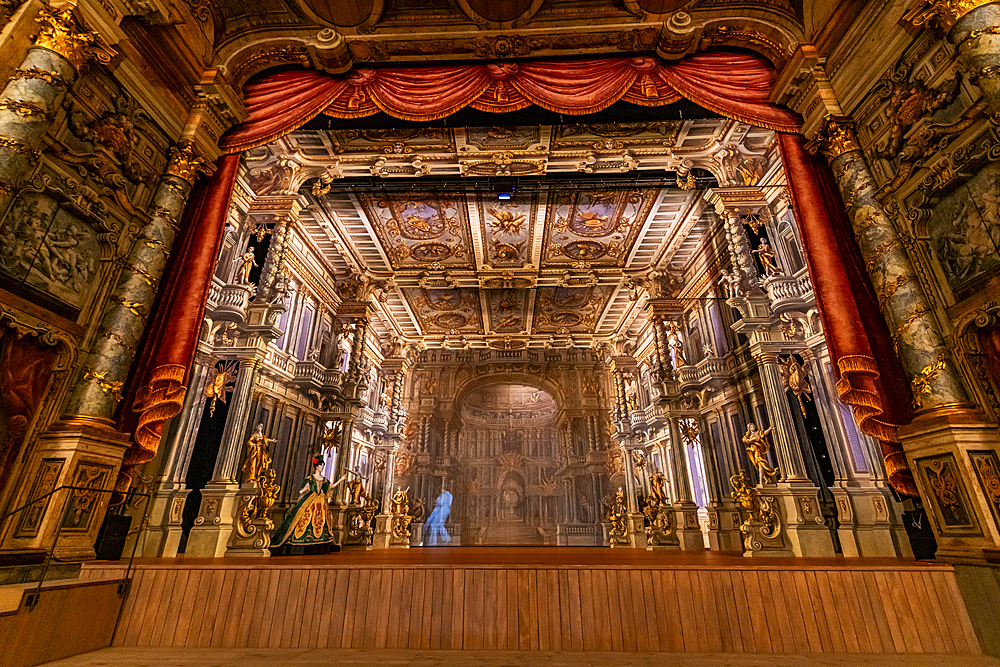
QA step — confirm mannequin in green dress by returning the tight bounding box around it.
[271,455,337,546]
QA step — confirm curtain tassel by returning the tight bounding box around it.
[641,75,658,99]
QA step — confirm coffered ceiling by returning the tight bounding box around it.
[245,117,778,347]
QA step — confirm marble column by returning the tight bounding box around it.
[812,117,969,412]
[811,117,1000,562]
[0,5,89,216]
[185,357,260,557]
[940,2,1000,117]
[65,143,210,419]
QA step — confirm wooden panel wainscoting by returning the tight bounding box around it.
[81,550,982,654]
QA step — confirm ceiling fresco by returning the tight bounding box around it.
[253,118,778,345]
[478,194,537,269]
[358,193,474,269]
[533,286,615,334]
[403,287,483,334]
[543,189,653,267]
[485,289,530,334]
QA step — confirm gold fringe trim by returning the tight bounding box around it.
[221,100,347,154]
[835,353,918,496]
[116,364,187,494]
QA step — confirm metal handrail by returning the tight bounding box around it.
[1,484,151,615]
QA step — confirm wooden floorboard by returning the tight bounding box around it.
[85,547,980,654]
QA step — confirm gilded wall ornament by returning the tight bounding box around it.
[779,355,813,416]
[903,0,994,32]
[910,353,949,409]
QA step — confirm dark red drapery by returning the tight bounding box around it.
[778,134,916,496]
[115,154,240,494]
[124,51,915,497]
[218,51,800,153]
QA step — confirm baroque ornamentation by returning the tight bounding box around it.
[34,3,98,69]
[902,0,994,32]
[807,116,861,161]
[730,469,782,550]
[911,353,949,409]
[237,424,280,538]
[166,141,213,185]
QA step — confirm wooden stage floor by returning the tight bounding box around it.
[103,546,943,569]
[81,548,982,656]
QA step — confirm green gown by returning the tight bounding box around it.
[271,475,336,546]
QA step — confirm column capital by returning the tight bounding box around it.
[903,0,995,33]
[166,141,214,185]
[34,3,98,70]
[806,115,862,162]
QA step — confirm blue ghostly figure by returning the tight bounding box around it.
[425,489,453,546]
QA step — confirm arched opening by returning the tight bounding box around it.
[451,383,562,545]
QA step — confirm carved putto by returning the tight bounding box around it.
[335,272,395,303]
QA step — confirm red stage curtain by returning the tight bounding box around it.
[313,52,797,131]
[778,134,917,496]
[0,331,55,507]
[658,51,800,132]
[219,70,351,153]
[114,154,241,495]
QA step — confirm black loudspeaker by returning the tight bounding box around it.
[902,508,937,561]
[94,514,133,561]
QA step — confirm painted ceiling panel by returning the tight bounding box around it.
[542,189,655,267]
[358,193,474,270]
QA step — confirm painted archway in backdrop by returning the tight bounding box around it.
[115,50,918,500]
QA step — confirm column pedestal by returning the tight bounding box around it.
[831,486,910,557]
[371,513,410,549]
[184,482,240,557]
[705,501,743,552]
[0,418,130,561]
[899,409,1000,563]
[626,513,648,548]
[139,483,190,557]
[771,483,836,557]
[674,501,705,550]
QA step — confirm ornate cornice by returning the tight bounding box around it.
[806,116,862,162]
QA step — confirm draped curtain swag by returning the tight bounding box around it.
[122,50,917,497]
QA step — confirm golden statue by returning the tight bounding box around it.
[779,355,812,417]
[390,486,410,516]
[334,469,369,506]
[742,423,779,484]
[751,238,783,277]
[204,361,236,418]
[242,423,270,483]
[648,469,668,506]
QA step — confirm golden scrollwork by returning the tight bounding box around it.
[165,141,213,185]
[729,469,781,549]
[876,274,913,307]
[83,367,123,402]
[891,306,931,352]
[112,296,149,318]
[0,178,14,197]
[0,136,42,160]
[9,66,70,88]
[911,353,949,409]
[808,116,862,161]
[903,0,994,33]
[0,99,53,121]
[34,3,98,69]
[100,328,135,355]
